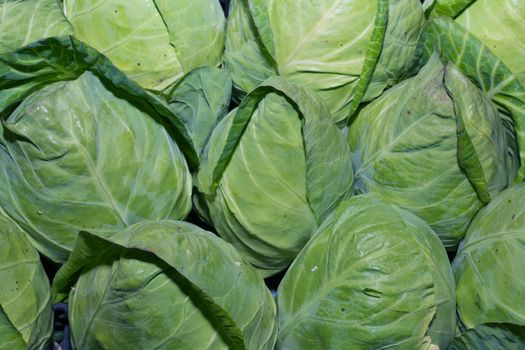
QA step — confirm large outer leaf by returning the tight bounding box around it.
[53,221,277,350]
[0,37,194,262]
[229,0,424,123]
[446,63,511,204]
[0,36,198,167]
[452,184,525,330]
[346,0,388,121]
[196,76,353,275]
[168,66,232,158]
[0,0,73,54]
[449,323,525,350]
[224,0,276,94]
[64,0,225,91]
[0,210,52,350]
[361,0,424,116]
[348,53,514,249]
[419,17,525,182]
[455,0,525,87]
[276,195,456,349]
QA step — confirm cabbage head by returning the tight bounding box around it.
[452,183,525,330]
[225,0,425,123]
[0,37,196,263]
[0,209,52,350]
[416,15,525,181]
[0,0,72,54]
[429,0,525,86]
[53,220,277,350]
[276,195,456,349]
[348,52,518,249]
[196,77,354,276]
[64,0,226,91]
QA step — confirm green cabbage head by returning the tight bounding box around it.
[53,221,277,350]
[196,77,354,276]
[225,0,425,123]
[0,209,53,350]
[348,52,518,249]
[277,195,456,349]
[64,0,226,91]
[452,183,525,330]
[0,37,195,263]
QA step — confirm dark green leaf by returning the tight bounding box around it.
[449,323,525,350]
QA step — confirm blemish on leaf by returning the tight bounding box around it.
[363,288,382,298]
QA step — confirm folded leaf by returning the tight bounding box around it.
[53,221,277,350]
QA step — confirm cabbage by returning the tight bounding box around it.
[452,183,525,329]
[225,0,425,123]
[348,52,517,249]
[64,0,226,91]
[53,220,277,350]
[196,77,354,276]
[417,15,525,181]
[277,195,456,349]
[0,37,196,262]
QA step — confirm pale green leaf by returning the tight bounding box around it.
[228,0,424,122]
[224,0,276,94]
[64,0,225,91]
[0,0,73,54]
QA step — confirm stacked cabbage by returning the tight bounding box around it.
[0,0,524,349]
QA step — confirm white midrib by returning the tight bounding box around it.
[72,82,128,226]
[73,137,127,226]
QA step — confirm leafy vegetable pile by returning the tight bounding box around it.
[0,0,524,349]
